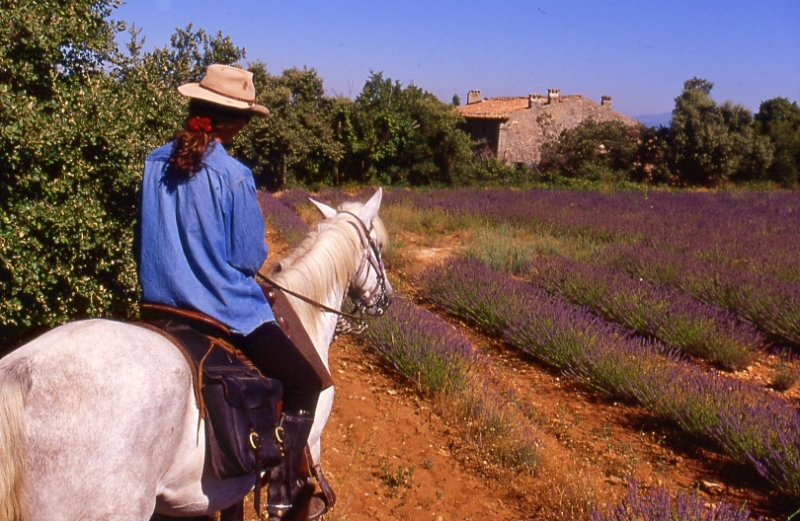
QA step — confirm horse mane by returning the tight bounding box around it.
[269,201,389,341]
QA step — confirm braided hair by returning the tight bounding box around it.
[167,100,250,178]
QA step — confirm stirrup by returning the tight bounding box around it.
[267,484,326,521]
[266,503,293,520]
[306,494,328,520]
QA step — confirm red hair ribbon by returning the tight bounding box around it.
[189,116,212,133]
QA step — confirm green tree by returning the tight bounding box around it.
[337,71,472,186]
[236,63,343,189]
[539,119,641,182]
[754,97,800,185]
[668,77,772,186]
[632,125,674,184]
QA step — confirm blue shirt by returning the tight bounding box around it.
[138,141,275,334]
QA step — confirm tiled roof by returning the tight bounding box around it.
[456,94,594,119]
[455,97,530,119]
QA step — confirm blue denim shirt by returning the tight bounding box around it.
[139,141,275,334]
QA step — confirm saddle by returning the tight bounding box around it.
[138,309,284,480]
[139,290,337,511]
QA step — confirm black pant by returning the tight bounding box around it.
[236,321,321,414]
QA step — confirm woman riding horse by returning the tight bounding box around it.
[137,64,324,519]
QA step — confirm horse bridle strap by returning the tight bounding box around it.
[256,272,370,322]
[339,211,390,311]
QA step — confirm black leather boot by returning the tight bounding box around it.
[266,411,326,520]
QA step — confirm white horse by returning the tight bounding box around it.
[0,189,391,521]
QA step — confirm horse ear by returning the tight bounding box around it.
[357,188,383,225]
[310,198,337,219]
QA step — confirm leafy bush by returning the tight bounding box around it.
[539,119,641,182]
[0,2,244,343]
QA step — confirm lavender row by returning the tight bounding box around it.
[421,258,800,496]
[592,478,757,521]
[363,298,541,469]
[600,244,800,348]
[384,188,800,284]
[363,298,482,393]
[279,187,800,286]
[524,255,764,370]
[271,186,799,351]
[256,190,310,247]
[277,187,378,214]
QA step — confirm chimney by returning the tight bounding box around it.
[467,90,482,105]
[547,88,560,103]
[601,95,612,108]
[528,93,544,108]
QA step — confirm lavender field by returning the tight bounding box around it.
[264,187,800,520]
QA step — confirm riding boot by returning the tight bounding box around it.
[266,410,326,520]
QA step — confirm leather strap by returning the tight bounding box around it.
[313,463,337,509]
[304,445,337,509]
[253,474,263,519]
[141,302,232,337]
[261,285,335,391]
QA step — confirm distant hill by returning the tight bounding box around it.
[635,112,672,128]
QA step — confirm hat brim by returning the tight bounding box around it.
[178,83,269,117]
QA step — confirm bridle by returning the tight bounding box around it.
[341,211,390,315]
[257,211,391,336]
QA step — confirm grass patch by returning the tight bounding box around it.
[381,202,482,240]
[444,381,541,471]
[462,224,600,273]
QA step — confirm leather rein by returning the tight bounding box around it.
[257,211,390,335]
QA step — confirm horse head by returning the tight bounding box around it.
[310,188,393,319]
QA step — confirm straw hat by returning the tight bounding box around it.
[178,64,269,117]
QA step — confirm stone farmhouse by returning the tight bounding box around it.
[456,89,638,165]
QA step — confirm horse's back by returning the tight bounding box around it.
[0,319,199,520]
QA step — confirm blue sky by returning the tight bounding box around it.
[112,0,800,121]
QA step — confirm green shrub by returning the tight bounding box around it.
[0,2,244,343]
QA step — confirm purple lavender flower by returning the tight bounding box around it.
[364,298,483,393]
[424,258,800,496]
[524,255,764,370]
[592,477,758,521]
[256,190,309,247]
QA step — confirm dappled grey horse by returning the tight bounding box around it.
[0,189,391,521]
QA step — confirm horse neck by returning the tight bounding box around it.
[270,221,360,360]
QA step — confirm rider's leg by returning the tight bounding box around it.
[238,322,324,519]
[238,321,321,413]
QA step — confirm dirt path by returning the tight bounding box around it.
[239,333,524,521]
